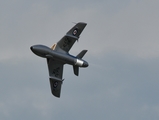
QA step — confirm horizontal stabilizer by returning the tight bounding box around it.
[49,77,63,98]
[76,50,88,58]
[73,65,79,76]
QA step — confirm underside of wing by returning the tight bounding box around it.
[53,22,87,53]
[49,77,62,97]
[47,58,64,97]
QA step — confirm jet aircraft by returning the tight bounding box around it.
[30,22,88,97]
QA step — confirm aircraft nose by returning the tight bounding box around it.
[30,46,38,52]
[83,61,89,67]
[30,46,37,53]
[30,46,33,51]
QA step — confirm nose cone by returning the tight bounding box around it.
[30,45,50,58]
[30,46,34,52]
[30,46,37,54]
[30,45,46,53]
[83,61,89,67]
[30,46,38,54]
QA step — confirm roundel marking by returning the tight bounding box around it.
[53,81,58,88]
[72,28,78,36]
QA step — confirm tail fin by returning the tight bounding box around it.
[73,50,88,76]
[73,65,79,76]
[76,50,88,58]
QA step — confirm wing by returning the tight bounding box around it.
[53,22,87,53]
[47,58,64,97]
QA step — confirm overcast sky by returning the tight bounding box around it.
[1,0,159,120]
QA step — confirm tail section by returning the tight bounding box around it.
[76,50,88,58]
[73,50,88,76]
[73,65,79,76]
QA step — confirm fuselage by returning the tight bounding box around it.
[30,45,88,67]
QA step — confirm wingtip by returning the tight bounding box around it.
[72,22,87,25]
[77,22,87,26]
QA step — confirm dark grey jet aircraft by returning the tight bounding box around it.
[30,22,88,97]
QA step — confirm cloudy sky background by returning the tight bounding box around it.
[1,0,159,119]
